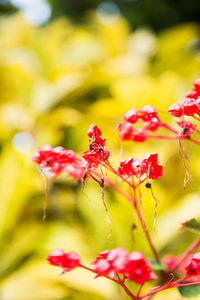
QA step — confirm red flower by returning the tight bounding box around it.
[65,159,86,180]
[168,103,183,117]
[88,124,102,138]
[177,120,194,137]
[126,251,157,284]
[123,109,138,124]
[116,154,163,181]
[180,98,197,116]
[133,128,147,142]
[193,78,200,93]
[118,122,133,141]
[185,252,200,277]
[143,117,161,131]
[82,124,110,171]
[117,158,135,179]
[82,148,109,163]
[142,154,163,180]
[186,89,199,99]
[140,105,157,121]
[32,145,76,177]
[92,248,129,278]
[47,248,80,274]
[148,164,163,180]
[143,153,158,165]
[32,145,54,166]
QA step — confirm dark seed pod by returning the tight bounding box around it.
[145,182,151,189]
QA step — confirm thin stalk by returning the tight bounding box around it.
[94,172,160,264]
[193,115,200,122]
[79,264,137,299]
[133,193,161,264]
[147,135,178,140]
[189,137,200,146]
[140,276,196,299]
[194,127,200,134]
[137,283,144,298]
[160,122,178,134]
[172,235,200,272]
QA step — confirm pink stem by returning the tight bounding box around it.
[105,175,160,263]
[194,127,200,134]
[160,122,178,134]
[147,135,178,140]
[140,276,188,298]
[92,171,160,264]
[172,235,200,272]
[137,283,144,297]
[174,280,200,287]
[79,264,137,299]
[189,138,200,146]
[193,115,200,122]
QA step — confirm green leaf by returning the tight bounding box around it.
[149,259,166,271]
[182,218,200,234]
[178,285,200,298]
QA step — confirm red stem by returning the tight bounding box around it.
[160,122,178,134]
[189,137,200,146]
[147,135,178,140]
[172,235,200,272]
[147,134,200,146]
[137,283,144,297]
[174,280,200,287]
[140,276,188,298]
[193,115,200,122]
[194,127,200,134]
[101,175,160,264]
[79,264,137,299]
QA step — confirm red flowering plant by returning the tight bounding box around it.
[32,78,200,299]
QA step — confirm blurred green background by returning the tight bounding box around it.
[0,0,200,299]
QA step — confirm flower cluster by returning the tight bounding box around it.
[47,247,157,285]
[118,78,200,145]
[82,124,109,171]
[168,79,200,118]
[32,125,109,179]
[92,248,156,284]
[118,105,162,142]
[47,248,80,274]
[32,145,77,178]
[116,154,163,181]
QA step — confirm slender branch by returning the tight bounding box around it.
[79,264,137,299]
[137,283,144,297]
[140,276,187,298]
[189,137,200,146]
[95,172,161,264]
[194,127,200,134]
[119,279,138,299]
[133,193,161,264]
[147,135,178,140]
[172,235,200,272]
[160,122,178,134]
[174,280,200,287]
[193,115,200,122]
[147,134,200,147]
